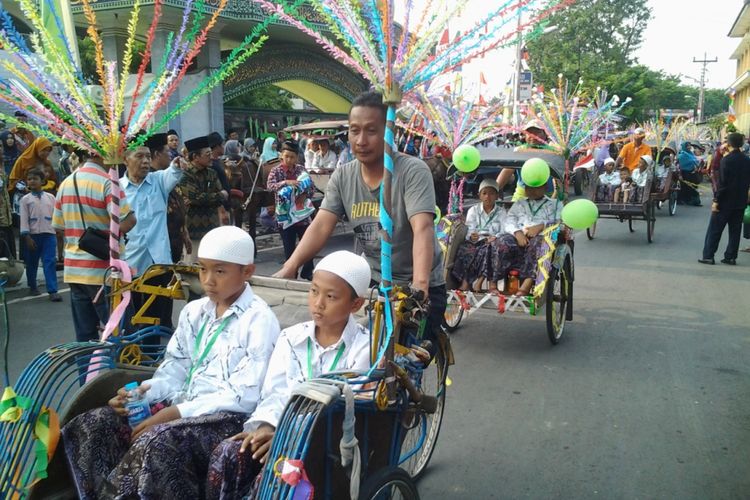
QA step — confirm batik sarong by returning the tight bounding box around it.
[62,406,245,500]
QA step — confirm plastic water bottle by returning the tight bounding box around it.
[124,381,151,428]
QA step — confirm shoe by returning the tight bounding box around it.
[49,292,63,302]
[720,258,737,265]
[28,288,42,296]
[697,258,715,265]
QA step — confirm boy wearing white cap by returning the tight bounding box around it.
[206,250,372,498]
[62,226,281,499]
[596,158,620,202]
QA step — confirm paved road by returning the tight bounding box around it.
[3,197,749,498]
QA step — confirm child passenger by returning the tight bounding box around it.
[206,250,372,499]
[613,166,634,203]
[631,154,653,200]
[596,157,620,202]
[452,178,506,292]
[62,226,281,500]
[491,171,563,296]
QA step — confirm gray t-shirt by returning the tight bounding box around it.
[321,153,445,286]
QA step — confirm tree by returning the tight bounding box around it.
[78,38,147,82]
[526,0,651,89]
[224,85,293,110]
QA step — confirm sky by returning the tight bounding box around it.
[453,0,742,98]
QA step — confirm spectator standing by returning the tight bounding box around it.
[167,130,181,160]
[267,141,315,280]
[699,133,750,265]
[677,141,703,206]
[19,168,61,301]
[179,136,227,263]
[122,134,184,330]
[1,131,20,176]
[0,150,15,258]
[52,152,136,342]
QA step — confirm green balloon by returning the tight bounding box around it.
[562,199,599,230]
[521,158,551,187]
[453,144,481,173]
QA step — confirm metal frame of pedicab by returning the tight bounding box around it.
[442,150,575,345]
[0,264,190,499]
[650,146,680,217]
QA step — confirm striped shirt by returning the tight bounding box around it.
[52,163,131,285]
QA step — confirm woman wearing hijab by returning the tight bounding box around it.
[677,141,702,206]
[242,138,259,163]
[9,137,56,193]
[1,131,20,176]
[259,137,279,165]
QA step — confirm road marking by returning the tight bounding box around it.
[6,288,71,305]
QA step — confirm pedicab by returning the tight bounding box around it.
[440,149,575,345]
[284,120,348,195]
[585,161,657,243]
[651,146,680,217]
[1,266,451,499]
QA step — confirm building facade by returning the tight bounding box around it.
[729,0,750,134]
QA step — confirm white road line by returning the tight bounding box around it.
[6,288,71,305]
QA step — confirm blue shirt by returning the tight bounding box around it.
[122,166,183,276]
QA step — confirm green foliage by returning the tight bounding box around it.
[77,38,147,82]
[527,0,729,123]
[225,86,293,110]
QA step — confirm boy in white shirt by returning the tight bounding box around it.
[62,226,280,500]
[596,158,620,202]
[206,250,372,499]
[631,155,653,202]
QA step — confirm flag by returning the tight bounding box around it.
[439,29,449,46]
[478,94,487,106]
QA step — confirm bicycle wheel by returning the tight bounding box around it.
[443,295,463,332]
[668,190,677,216]
[399,346,447,479]
[359,466,420,500]
[545,256,570,345]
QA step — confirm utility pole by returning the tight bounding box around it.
[512,10,523,127]
[692,53,718,122]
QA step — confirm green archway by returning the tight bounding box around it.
[223,44,368,113]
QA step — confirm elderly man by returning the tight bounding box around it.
[616,128,652,173]
[275,91,446,355]
[179,136,227,263]
[122,134,186,331]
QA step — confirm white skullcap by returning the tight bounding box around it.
[634,127,645,135]
[479,178,499,193]
[314,251,371,297]
[198,226,255,265]
[640,154,654,167]
[603,157,615,165]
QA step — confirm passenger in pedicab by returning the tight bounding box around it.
[495,121,556,200]
[631,154,653,200]
[655,153,674,192]
[491,174,563,297]
[61,226,281,500]
[596,157,620,201]
[205,250,373,499]
[613,166,634,203]
[677,141,703,206]
[451,178,506,293]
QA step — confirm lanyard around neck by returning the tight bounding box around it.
[307,337,346,379]
[184,314,232,389]
[478,207,498,230]
[527,198,548,218]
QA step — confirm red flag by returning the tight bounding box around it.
[478,94,487,106]
[444,85,451,93]
[439,29,449,45]
[479,72,487,85]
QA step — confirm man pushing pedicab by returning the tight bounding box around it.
[274,90,446,354]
